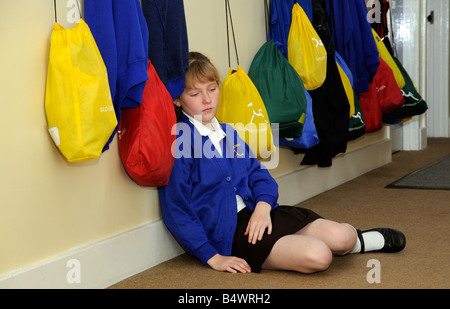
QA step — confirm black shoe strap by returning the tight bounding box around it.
[356,229,365,254]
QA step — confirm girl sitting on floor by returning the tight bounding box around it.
[158,52,406,274]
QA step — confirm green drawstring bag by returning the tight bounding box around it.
[248,40,307,138]
[382,57,428,124]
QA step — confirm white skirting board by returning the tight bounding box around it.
[0,137,392,289]
[0,220,184,289]
[277,139,392,205]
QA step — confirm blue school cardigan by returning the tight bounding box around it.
[158,114,279,264]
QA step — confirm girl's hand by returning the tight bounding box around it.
[245,202,272,244]
[207,254,251,273]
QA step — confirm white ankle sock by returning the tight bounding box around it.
[350,231,385,253]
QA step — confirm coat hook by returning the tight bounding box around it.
[427,11,434,24]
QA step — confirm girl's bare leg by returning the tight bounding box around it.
[261,234,333,273]
[296,219,358,255]
[261,219,357,273]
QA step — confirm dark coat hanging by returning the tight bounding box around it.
[299,0,350,167]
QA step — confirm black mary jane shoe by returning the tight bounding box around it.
[357,228,406,253]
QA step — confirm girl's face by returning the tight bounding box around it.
[175,80,220,126]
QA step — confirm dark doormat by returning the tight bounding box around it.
[386,155,450,190]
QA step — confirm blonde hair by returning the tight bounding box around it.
[174,52,221,117]
[184,52,221,90]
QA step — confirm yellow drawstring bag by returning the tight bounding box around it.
[372,29,405,89]
[216,66,276,160]
[288,3,327,91]
[45,20,117,162]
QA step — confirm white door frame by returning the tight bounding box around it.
[390,0,429,150]
[425,0,450,138]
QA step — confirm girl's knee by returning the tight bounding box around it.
[335,223,358,254]
[304,243,333,273]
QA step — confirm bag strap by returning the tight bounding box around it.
[225,0,239,68]
[264,0,269,40]
[54,0,57,23]
[388,1,398,58]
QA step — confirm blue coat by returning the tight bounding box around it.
[325,0,379,94]
[158,114,279,264]
[85,0,149,151]
[142,0,189,100]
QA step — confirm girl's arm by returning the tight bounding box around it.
[241,133,279,211]
[158,155,218,265]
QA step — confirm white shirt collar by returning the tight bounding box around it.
[183,111,226,156]
[182,111,226,138]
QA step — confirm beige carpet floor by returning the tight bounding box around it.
[109,138,450,289]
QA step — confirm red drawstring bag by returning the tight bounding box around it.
[376,57,405,115]
[118,60,176,187]
[359,80,382,133]
[359,57,404,132]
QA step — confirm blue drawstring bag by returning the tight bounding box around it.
[278,89,319,149]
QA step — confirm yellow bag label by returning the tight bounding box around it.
[372,29,406,89]
[216,66,276,160]
[45,20,117,162]
[336,62,356,117]
[288,3,327,91]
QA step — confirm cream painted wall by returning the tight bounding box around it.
[184,0,267,80]
[0,0,268,277]
[0,0,159,276]
[1,0,390,283]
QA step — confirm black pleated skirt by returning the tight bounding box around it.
[231,206,322,273]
